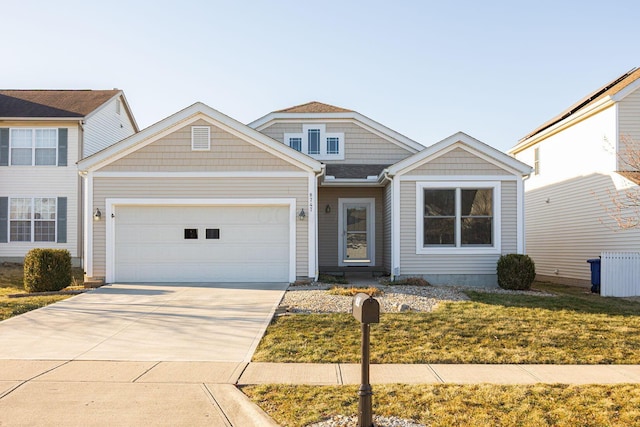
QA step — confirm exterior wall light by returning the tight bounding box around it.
[325,204,331,213]
[298,208,306,221]
[93,208,102,221]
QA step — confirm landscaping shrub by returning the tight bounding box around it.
[23,249,72,293]
[497,254,536,290]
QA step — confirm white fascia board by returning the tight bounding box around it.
[509,97,615,155]
[389,132,532,177]
[78,102,322,173]
[249,112,424,153]
[399,174,518,181]
[93,171,310,178]
[611,78,640,103]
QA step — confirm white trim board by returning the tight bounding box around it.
[103,198,298,283]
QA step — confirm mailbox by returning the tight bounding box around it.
[352,293,380,324]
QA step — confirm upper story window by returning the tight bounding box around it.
[10,129,58,166]
[416,182,501,254]
[533,146,540,175]
[284,124,345,160]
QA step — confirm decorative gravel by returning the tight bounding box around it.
[280,283,553,314]
[307,414,425,427]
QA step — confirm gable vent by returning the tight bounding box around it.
[191,126,211,151]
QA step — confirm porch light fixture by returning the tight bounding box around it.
[325,204,331,213]
[298,208,306,221]
[93,208,102,221]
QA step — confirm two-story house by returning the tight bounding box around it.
[509,68,640,285]
[78,101,530,286]
[0,90,138,266]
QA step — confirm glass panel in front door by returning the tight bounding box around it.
[345,206,369,262]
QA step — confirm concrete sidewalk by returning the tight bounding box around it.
[2,360,640,426]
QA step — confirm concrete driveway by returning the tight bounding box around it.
[0,282,288,362]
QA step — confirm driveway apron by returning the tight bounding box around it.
[0,282,288,362]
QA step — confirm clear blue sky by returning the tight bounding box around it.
[2,0,639,153]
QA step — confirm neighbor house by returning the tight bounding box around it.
[79,101,531,286]
[0,90,138,265]
[509,68,640,285]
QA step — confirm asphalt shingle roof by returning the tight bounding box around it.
[275,101,352,113]
[0,90,120,118]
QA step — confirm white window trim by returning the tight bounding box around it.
[191,126,211,151]
[9,128,58,166]
[416,181,501,255]
[8,196,57,243]
[284,124,345,160]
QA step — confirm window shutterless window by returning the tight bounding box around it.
[308,129,321,154]
[9,129,58,166]
[417,182,500,254]
[289,137,302,151]
[533,147,540,175]
[326,137,340,154]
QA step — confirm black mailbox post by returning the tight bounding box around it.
[352,293,380,427]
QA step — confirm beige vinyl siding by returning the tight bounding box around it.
[317,187,384,268]
[91,177,309,278]
[102,119,300,172]
[617,88,640,169]
[259,121,414,164]
[0,124,80,259]
[83,96,137,158]
[525,172,640,284]
[407,147,512,175]
[501,181,518,254]
[383,183,392,272]
[399,180,517,275]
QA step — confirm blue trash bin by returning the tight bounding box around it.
[587,258,601,293]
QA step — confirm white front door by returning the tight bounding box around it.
[338,198,375,266]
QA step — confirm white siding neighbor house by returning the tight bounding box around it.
[509,68,640,286]
[0,90,138,265]
[80,101,531,286]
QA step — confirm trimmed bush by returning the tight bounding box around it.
[497,254,536,290]
[24,249,72,293]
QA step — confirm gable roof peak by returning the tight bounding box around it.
[274,101,352,113]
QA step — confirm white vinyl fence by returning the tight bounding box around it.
[600,251,640,297]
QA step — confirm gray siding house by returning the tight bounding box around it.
[79,101,531,286]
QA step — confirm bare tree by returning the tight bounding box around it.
[605,135,640,229]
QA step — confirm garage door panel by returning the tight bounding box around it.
[114,205,290,282]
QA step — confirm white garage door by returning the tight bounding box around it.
[114,205,290,282]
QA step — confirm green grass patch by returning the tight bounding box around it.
[0,262,83,321]
[244,383,640,427]
[253,282,640,364]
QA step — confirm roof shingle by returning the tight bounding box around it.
[275,101,352,114]
[0,90,120,118]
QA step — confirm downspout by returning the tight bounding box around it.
[520,173,531,255]
[379,169,396,280]
[314,164,326,281]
